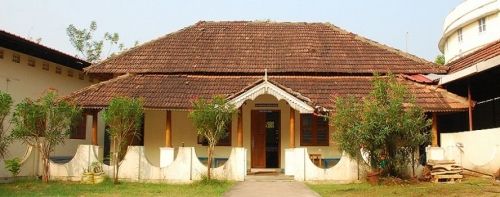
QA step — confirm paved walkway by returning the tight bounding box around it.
[223,178,320,197]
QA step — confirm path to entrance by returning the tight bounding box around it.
[223,174,320,197]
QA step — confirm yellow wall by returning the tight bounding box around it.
[140,94,341,169]
[0,47,94,159]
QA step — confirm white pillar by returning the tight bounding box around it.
[284,148,296,176]
[160,147,175,168]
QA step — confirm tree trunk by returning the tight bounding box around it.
[411,151,416,178]
[357,156,360,180]
[41,151,50,183]
[113,138,119,184]
[207,145,214,180]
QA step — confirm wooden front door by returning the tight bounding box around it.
[251,110,280,168]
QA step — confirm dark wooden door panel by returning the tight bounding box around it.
[251,110,266,168]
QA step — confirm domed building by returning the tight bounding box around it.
[439,0,500,63]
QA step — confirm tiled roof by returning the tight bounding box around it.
[447,39,500,73]
[0,29,90,70]
[65,74,468,112]
[85,21,445,75]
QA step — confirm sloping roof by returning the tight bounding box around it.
[65,74,468,112]
[447,39,500,73]
[0,30,90,70]
[85,21,445,75]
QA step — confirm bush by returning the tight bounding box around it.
[4,157,21,177]
[331,74,430,178]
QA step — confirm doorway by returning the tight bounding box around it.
[251,110,280,168]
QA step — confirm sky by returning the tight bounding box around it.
[0,0,462,61]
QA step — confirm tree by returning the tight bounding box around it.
[10,92,81,183]
[0,91,13,159]
[331,74,430,178]
[331,96,363,179]
[101,97,144,184]
[435,54,445,65]
[66,21,126,63]
[189,96,236,180]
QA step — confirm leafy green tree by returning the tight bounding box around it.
[331,96,363,179]
[331,74,430,178]
[66,21,126,63]
[435,54,445,65]
[101,97,144,184]
[0,91,13,159]
[189,96,236,180]
[10,92,81,183]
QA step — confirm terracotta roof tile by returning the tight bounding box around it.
[85,21,445,75]
[65,74,468,112]
[447,39,500,73]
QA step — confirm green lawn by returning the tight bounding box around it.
[308,178,500,197]
[0,179,234,197]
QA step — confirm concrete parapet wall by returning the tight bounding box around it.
[440,127,500,174]
[47,145,247,182]
[285,148,361,182]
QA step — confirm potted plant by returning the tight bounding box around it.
[91,162,105,184]
[81,167,94,184]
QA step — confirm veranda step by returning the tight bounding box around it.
[245,174,295,182]
[248,168,282,174]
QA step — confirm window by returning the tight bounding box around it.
[70,114,86,139]
[300,114,329,146]
[42,62,49,71]
[457,28,463,42]
[198,122,232,146]
[55,66,62,74]
[67,70,74,77]
[0,49,3,59]
[479,18,486,32]
[12,54,20,63]
[28,59,35,67]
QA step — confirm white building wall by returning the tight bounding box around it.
[439,0,500,63]
[0,47,94,167]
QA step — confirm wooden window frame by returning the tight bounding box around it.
[27,58,35,67]
[197,122,232,146]
[300,114,329,146]
[12,53,20,63]
[42,62,49,71]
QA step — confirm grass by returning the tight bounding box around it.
[0,178,234,197]
[308,177,500,197]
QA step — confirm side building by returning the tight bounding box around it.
[438,39,500,174]
[0,29,94,177]
[439,0,500,63]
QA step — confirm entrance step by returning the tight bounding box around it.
[248,168,282,174]
[245,171,295,182]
